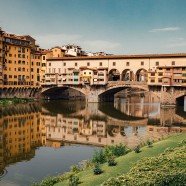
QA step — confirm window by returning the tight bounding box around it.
[9,54,12,57]
[64,62,66,66]
[99,62,102,66]
[22,61,25,64]
[18,54,21,58]
[158,72,163,76]
[18,60,21,64]
[49,63,51,66]
[8,60,12,64]
[156,61,159,66]
[58,68,61,73]
[87,62,90,66]
[141,61,144,66]
[22,68,25,71]
[113,62,116,66]
[37,68,39,73]
[172,61,175,65]
[75,62,77,66]
[126,62,130,66]
[43,56,45,60]
[158,78,162,82]
[150,79,155,83]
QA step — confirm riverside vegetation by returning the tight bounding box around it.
[0,97,34,106]
[32,134,186,186]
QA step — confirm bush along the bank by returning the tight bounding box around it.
[92,149,107,164]
[134,145,140,153]
[69,175,79,186]
[92,143,129,164]
[93,163,103,175]
[146,139,153,148]
[107,155,117,167]
[103,144,186,186]
[0,97,34,106]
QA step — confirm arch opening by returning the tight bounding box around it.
[108,69,120,81]
[121,69,135,81]
[42,86,86,100]
[135,68,148,82]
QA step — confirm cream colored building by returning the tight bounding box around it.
[44,54,186,87]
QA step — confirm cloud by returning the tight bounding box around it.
[33,33,82,49]
[82,40,121,52]
[167,42,186,48]
[33,33,121,53]
[149,27,180,33]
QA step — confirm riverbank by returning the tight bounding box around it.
[33,133,186,186]
[0,98,34,106]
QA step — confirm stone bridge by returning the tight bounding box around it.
[41,81,150,102]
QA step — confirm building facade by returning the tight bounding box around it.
[44,54,186,87]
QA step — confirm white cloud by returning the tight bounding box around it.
[149,27,180,33]
[82,40,121,52]
[167,42,186,48]
[33,33,121,53]
[33,33,82,49]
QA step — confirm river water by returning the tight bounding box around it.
[0,96,185,186]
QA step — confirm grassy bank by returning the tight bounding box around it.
[0,98,34,106]
[54,133,186,186]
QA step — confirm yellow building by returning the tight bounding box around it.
[0,28,3,86]
[0,31,42,98]
[148,66,186,87]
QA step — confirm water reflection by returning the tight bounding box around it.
[0,97,185,185]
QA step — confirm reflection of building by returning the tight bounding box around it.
[42,113,147,148]
[147,125,186,140]
[0,106,44,174]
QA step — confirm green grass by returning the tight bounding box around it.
[55,133,186,186]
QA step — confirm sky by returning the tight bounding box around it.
[0,0,186,54]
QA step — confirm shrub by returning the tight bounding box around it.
[105,144,128,157]
[107,156,117,167]
[32,176,62,186]
[93,163,103,175]
[103,145,186,186]
[134,145,140,153]
[146,139,153,148]
[92,149,106,164]
[69,175,79,186]
[70,165,81,173]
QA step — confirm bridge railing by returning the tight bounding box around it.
[107,81,148,88]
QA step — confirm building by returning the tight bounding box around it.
[43,54,186,87]
[62,44,85,57]
[148,65,186,87]
[0,28,4,86]
[0,29,43,98]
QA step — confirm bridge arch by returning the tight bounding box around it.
[175,91,186,106]
[108,69,120,81]
[41,86,86,100]
[121,69,135,81]
[135,68,148,82]
[98,83,149,102]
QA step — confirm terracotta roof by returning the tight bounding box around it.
[46,53,186,61]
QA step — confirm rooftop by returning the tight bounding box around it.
[47,53,186,61]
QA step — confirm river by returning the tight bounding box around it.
[0,95,185,186]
